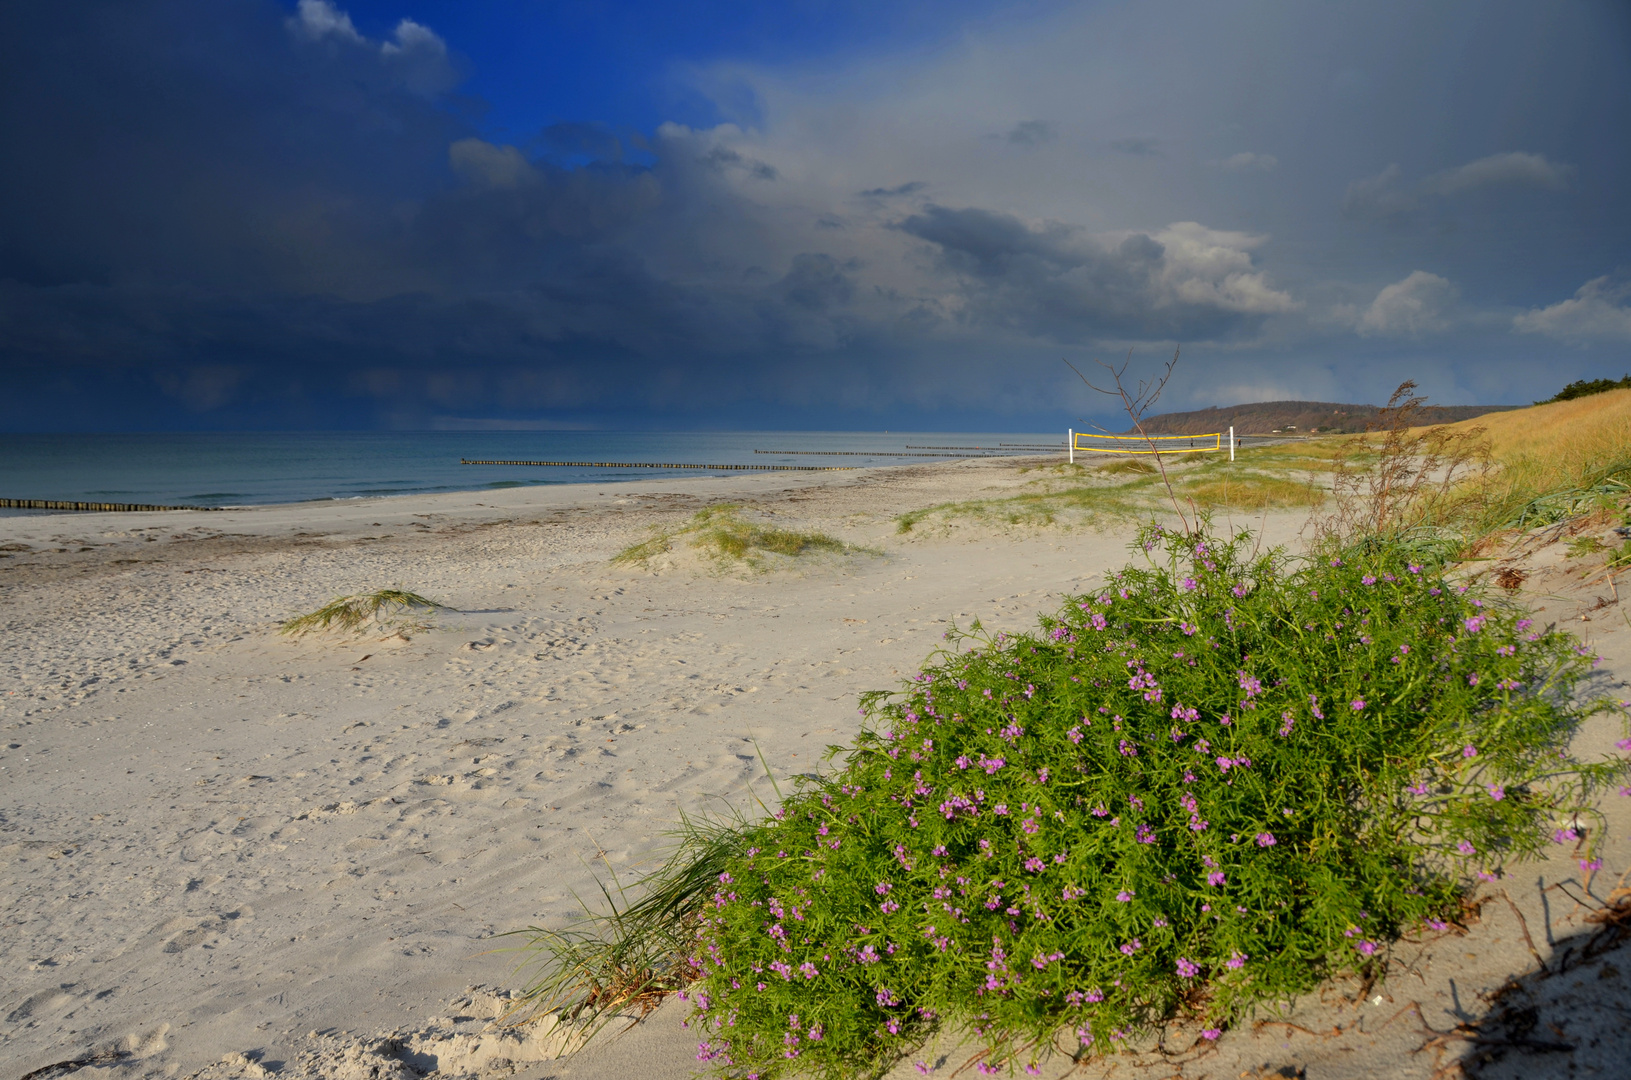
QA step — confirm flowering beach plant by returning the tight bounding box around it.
[679,524,1629,1078]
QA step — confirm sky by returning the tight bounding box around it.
[1,0,1628,432]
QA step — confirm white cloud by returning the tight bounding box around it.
[1514,277,1631,341]
[1357,270,1457,336]
[287,2,455,97]
[288,0,364,44]
[380,18,455,96]
[1426,151,1573,194]
[1152,222,1297,315]
[1214,152,1278,173]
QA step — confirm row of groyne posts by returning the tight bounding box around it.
[4,429,1258,512]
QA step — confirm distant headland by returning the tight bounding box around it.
[1137,400,1518,435]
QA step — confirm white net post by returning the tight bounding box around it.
[1068,429,1074,465]
[1229,426,1235,462]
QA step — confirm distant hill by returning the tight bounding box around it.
[1133,400,1519,436]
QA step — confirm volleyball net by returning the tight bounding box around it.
[1069,428,1235,460]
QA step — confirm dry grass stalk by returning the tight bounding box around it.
[1312,381,1493,551]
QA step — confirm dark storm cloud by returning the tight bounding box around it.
[859,181,928,198]
[0,1,873,427]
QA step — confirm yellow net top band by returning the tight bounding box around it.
[1072,431,1223,454]
[1074,431,1222,442]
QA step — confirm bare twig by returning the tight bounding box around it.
[1064,347,1195,533]
[1497,889,1548,975]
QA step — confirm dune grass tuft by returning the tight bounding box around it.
[279,589,449,636]
[502,810,755,1041]
[1098,458,1157,475]
[613,505,868,569]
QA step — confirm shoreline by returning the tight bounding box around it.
[3,457,1628,1080]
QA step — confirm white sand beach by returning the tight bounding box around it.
[3,458,1628,1080]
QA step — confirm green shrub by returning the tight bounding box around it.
[677,524,1627,1078]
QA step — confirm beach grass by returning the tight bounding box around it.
[279,589,449,636]
[613,505,871,569]
[1175,472,1326,511]
[894,454,1326,534]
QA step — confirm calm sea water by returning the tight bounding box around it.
[0,431,1063,510]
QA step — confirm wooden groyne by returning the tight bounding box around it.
[0,498,221,513]
[460,459,854,472]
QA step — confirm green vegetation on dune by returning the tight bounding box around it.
[513,521,1629,1078]
[279,589,449,636]
[615,505,871,569]
[897,455,1326,534]
[510,383,1631,1076]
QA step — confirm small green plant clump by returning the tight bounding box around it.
[615,506,862,569]
[279,589,448,636]
[674,524,1627,1078]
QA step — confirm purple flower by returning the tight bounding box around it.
[1487,784,1505,801]
[875,882,892,895]
[1462,744,1478,759]
[1225,951,1247,970]
[1464,615,1486,634]
[1456,840,1476,856]
[1176,957,1200,978]
[1581,857,1603,872]
[1024,857,1045,872]
[1116,889,1135,902]
[1201,1028,1222,1040]
[1255,832,1276,847]
[1181,576,1198,591]
[1119,938,1142,955]
[1207,871,1226,887]
[1350,698,1366,711]
[1357,940,1377,956]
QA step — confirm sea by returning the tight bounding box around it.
[0,431,1065,512]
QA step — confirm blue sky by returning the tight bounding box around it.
[1,0,1628,431]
